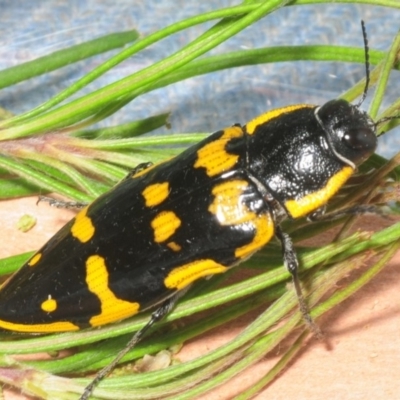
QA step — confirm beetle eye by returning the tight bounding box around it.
[343,127,377,151]
[316,99,377,166]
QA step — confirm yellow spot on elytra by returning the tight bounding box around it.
[41,296,57,313]
[85,255,140,326]
[71,206,95,243]
[167,241,182,252]
[209,180,274,260]
[142,182,170,207]
[285,166,354,218]
[0,320,79,333]
[235,216,274,259]
[165,259,228,290]
[194,126,243,177]
[28,253,42,267]
[245,104,313,135]
[209,180,255,226]
[151,211,181,243]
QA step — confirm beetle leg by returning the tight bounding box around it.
[37,162,156,210]
[132,161,154,174]
[308,204,384,222]
[36,196,88,209]
[124,161,154,179]
[275,225,322,338]
[80,290,186,400]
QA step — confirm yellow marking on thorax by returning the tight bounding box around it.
[165,259,228,290]
[245,104,314,135]
[142,182,170,207]
[285,166,354,218]
[28,253,42,267]
[85,255,140,326]
[194,126,243,177]
[151,211,181,243]
[71,206,95,243]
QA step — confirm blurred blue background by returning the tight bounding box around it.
[0,1,398,156]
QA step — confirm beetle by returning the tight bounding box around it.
[0,21,397,400]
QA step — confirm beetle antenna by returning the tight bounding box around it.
[357,20,370,108]
[357,20,400,133]
[374,115,400,136]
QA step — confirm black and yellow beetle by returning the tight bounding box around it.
[0,22,396,400]
[0,97,379,329]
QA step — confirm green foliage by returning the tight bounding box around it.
[0,1,399,399]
